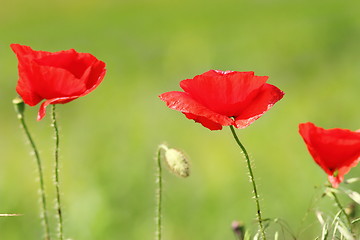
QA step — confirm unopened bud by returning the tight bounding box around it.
[163,147,190,178]
[13,97,25,118]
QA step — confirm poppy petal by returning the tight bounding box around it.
[84,59,106,89]
[34,65,87,98]
[35,50,104,80]
[11,44,49,106]
[15,79,42,106]
[159,91,233,129]
[180,70,269,116]
[80,64,107,95]
[37,96,79,121]
[234,84,284,128]
[11,44,51,61]
[183,113,223,130]
[328,159,359,188]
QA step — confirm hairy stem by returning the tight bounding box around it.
[17,108,51,240]
[230,126,266,240]
[155,146,163,240]
[51,105,63,240]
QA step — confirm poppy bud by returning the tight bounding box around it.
[162,146,190,178]
[13,97,25,119]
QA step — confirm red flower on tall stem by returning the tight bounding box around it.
[159,70,284,130]
[299,122,360,188]
[11,44,106,120]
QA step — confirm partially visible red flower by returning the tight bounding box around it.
[299,122,360,188]
[159,70,284,130]
[11,44,106,120]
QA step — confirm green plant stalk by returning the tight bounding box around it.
[230,125,266,240]
[51,105,64,240]
[331,191,352,232]
[17,110,51,240]
[155,146,163,240]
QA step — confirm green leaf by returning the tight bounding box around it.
[336,221,354,240]
[351,218,360,224]
[320,223,328,240]
[316,211,325,226]
[344,178,360,184]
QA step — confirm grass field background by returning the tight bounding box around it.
[0,0,359,239]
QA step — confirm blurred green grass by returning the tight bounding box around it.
[0,0,359,239]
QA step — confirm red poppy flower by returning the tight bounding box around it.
[11,44,106,120]
[299,122,360,188]
[159,70,284,130]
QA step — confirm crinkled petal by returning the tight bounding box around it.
[299,123,326,172]
[159,91,233,129]
[35,49,105,80]
[15,78,42,106]
[11,44,50,106]
[234,84,284,128]
[81,64,106,95]
[11,44,51,60]
[180,70,269,115]
[36,66,106,121]
[37,96,79,121]
[80,54,106,86]
[34,65,87,98]
[183,113,223,130]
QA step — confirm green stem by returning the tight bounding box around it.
[17,109,51,240]
[230,126,266,240]
[155,146,163,240]
[51,105,63,240]
[331,191,352,232]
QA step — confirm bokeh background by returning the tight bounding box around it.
[0,0,359,239]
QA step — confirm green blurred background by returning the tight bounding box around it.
[0,0,359,239]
